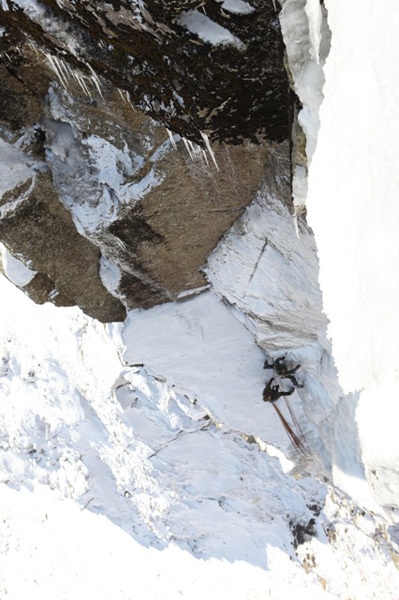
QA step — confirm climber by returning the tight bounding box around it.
[262,377,295,403]
[263,356,303,388]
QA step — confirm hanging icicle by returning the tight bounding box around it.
[85,62,104,98]
[166,129,177,150]
[200,131,219,171]
[183,137,195,161]
[45,53,69,90]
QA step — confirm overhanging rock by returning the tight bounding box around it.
[0,1,294,321]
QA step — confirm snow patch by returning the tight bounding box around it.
[218,0,255,14]
[82,135,136,191]
[304,0,399,512]
[0,244,36,287]
[123,290,321,464]
[178,10,245,49]
[42,97,164,235]
[9,0,45,19]
[99,256,122,296]
[0,139,41,198]
[205,174,326,350]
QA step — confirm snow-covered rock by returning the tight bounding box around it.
[0,0,399,598]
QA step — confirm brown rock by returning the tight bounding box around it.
[0,65,42,133]
[0,173,126,322]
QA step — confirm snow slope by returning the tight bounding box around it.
[1,274,399,599]
[1,0,399,597]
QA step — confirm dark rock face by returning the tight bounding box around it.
[0,0,294,322]
[0,0,290,145]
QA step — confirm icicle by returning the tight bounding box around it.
[118,88,127,103]
[183,137,195,161]
[305,0,322,64]
[114,237,127,252]
[294,215,300,238]
[201,148,210,167]
[52,57,66,86]
[45,53,69,89]
[166,129,177,150]
[72,71,91,97]
[200,131,219,171]
[125,91,136,113]
[120,90,136,112]
[54,57,69,89]
[187,139,198,157]
[85,62,103,98]
[57,57,74,86]
[77,73,92,97]
[28,42,39,55]
[45,53,96,99]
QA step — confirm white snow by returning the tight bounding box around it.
[123,291,285,448]
[1,0,399,596]
[205,164,326,350]
[304,0,399,512]
[0,139,40,198]
[219,0,255,15]
[7,0,45,19]
[0,243,36,287]
[0,271,398,598]
[82,135,136,192]
[99,255,122,296]
[178,10,245,49]
[43,93,164,235]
